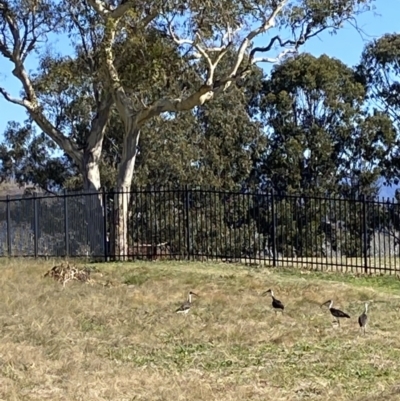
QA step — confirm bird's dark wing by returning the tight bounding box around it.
[273,298,285,310]
[176,302,190,313]
[358,313,367,327]
[331,308,350,318]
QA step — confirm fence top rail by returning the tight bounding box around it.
[0,187,398,206]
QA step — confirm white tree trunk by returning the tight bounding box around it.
[79,144,105,258]
[80,104,110,258]
[111,127,140,260]
[82,154,102,191]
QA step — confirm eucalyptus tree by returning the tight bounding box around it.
[358,33,400,185]
[0,0,377,257]
[359,33,400,125]
[255,53,396,197]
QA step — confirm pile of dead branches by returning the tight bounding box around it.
[44,262,95,287]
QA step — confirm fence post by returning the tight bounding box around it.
[185,185,191,260]
[6,195,11,256]
[361,194,368,273]
[64,189,69,257]
[102,187,108,262]
[33,193,39,258]
[109,188,115,261]
[271,189,277,267]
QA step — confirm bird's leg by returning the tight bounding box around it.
[337,318,340,327]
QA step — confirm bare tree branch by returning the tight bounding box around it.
[0,86,25,106]
[88,91,114,151]
[0,85,82,164]
[228,0,288,78]
[251,48,298,64]
[248,25,327,65]
[167,17,222,86]
[162,1,288,93]
[136,84,214,125]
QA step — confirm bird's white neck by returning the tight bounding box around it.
[365,303,368,313]
[329,300,333,309]
[188,293,192,303]
[270,290,274,297]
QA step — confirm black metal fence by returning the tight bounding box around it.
[1,187,400,273]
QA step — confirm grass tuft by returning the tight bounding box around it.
[0,259,400,400]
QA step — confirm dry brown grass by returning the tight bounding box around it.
[1,259,400,400]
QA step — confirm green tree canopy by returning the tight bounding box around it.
[252,53,396,197]
[358,33,400,185]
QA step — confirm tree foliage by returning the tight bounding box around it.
[359,33,400,185]
[0,121,75,192]
[359,33,400,123]
[252,53,396,197]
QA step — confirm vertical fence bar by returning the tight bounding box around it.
[394,198,397,274]
[6,195,11,256]
[342,198,346,272]
[119,187,122,260]
[185,185,191,260]
[112,188,116,261]
[123,187,126,260]
[139,189,144,259]
[154,187,158,258]
[194,188,199,259]
[200,188,205,260]
[389,197,393,273]
[102,187,108,262]
[271,189,277,267]
[361,194,368,273]
[229,194,233,260]
[117,187,121,260]
[34,193,39,258]
[377,200,382,274]
[64,189,69,257]
[371,199,376,274]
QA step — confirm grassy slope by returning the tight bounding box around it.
[1,259,400,400]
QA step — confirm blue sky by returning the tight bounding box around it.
[0,0,399,195]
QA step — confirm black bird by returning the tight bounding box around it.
[262,289,284,314]
[175,291,199,315]
[321,300,350,326]
[358,302,369,335]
